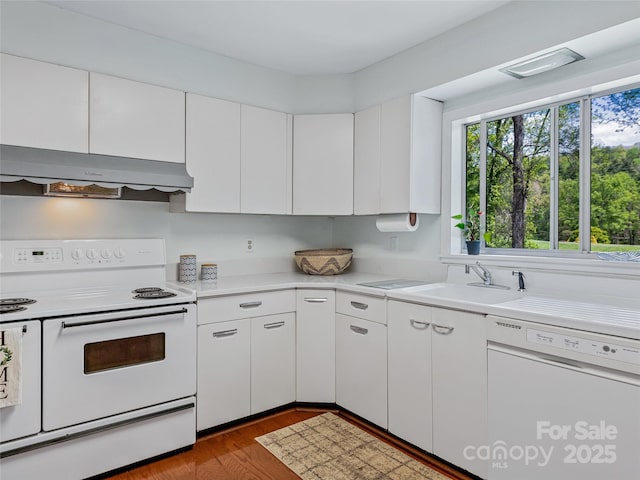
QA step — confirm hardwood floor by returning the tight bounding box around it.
[103,408,476,480]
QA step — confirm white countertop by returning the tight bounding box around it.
[172,272,404,298]
[172,273,640,340]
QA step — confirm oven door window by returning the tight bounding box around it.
[84,333,165,374]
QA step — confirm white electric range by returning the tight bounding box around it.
[0,239,196,480]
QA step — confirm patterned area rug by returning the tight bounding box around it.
[255,413,451,480]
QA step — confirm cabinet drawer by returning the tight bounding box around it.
[335,291,386,325]
[198,290,295,325]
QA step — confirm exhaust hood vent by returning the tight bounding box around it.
[0,145,193,193]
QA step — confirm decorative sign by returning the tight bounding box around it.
[0,328,22,408]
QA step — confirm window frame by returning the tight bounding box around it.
[460,83,639,258]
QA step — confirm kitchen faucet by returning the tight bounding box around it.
[465,262,510,290]
[465,262,492,285]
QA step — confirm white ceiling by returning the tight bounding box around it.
[44,0,510,75]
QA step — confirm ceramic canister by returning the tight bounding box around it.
[201,263,218,282]
[179,254,197,282]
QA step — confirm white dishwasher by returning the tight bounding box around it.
[486,315,640,480]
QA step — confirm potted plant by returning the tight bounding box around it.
[452,207,485,255]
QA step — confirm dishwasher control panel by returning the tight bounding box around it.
[527,328,640,365]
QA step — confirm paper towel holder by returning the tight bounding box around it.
[375,212,419,233]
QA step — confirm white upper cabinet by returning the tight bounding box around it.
[293,113,354,215]
[354,94,442,214]
[353,105,381,215]
[0,54,89,153]
[240,105,292,214]
[89,72,185,163]
[173,94,241,213]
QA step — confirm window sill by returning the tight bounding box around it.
[441,253,640,279]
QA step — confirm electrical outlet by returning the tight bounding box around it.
[245,238,254,253]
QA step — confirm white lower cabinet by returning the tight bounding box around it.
[387,300,433,452]
[251,313,296,414]
[387,302,488,478]
[335,313,387,429]
[296,289,336,403]
[197,319,251,430]
[431,307,488,478]
[196,291,296,431]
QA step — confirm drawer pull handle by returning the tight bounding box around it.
[264,321,285,330]
[212,329,238,338]
[304,298,328,303]
[239,301,262,309]
[350,301,369,310]
[433,324,454,335]
[410,319,430,330]
[350,325,368,335]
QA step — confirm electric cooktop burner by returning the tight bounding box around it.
[0,298,37,306]
[132,287,164,294]
[133,290,177,300]
[0,304,28,314]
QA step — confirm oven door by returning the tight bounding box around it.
[42,304,195,431]
[0,320,41,443]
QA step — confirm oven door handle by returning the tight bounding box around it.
[61,308,188,329]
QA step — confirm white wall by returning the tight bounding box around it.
[0,195,334,276]
[331,214,447,281]
[0,1,299,112]
[3,1,638,113]
[353,1,640,110]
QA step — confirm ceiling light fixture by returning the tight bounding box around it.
[500,47,584,79]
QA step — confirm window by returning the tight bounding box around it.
[464,86,640,255]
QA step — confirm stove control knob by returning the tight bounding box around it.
[86,248,98,260]
[114,247,126,259]
[71,248,84,261]
[101,248,113,259]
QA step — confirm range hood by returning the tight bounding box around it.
[0,145,193,193]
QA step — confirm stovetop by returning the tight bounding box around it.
[0,283,195,322]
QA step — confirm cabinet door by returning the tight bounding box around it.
[431,308,488,478]
[354,105,381,215]
[380,95,412,213]
[240,105,291,214]
[387,301,433,451]
[409,96,442,214]
[197,319,251,430]
[0,54,88,152]
[293,114,354,215]
[182,93,241,212]
[296,290,335,403]
[379,95,442,214]
[251,313,296,414]
[90,72,185,163]
[335,313,387,428]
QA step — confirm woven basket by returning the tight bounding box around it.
[294,248,353,275]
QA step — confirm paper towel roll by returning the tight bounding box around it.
[375,213,419,232]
